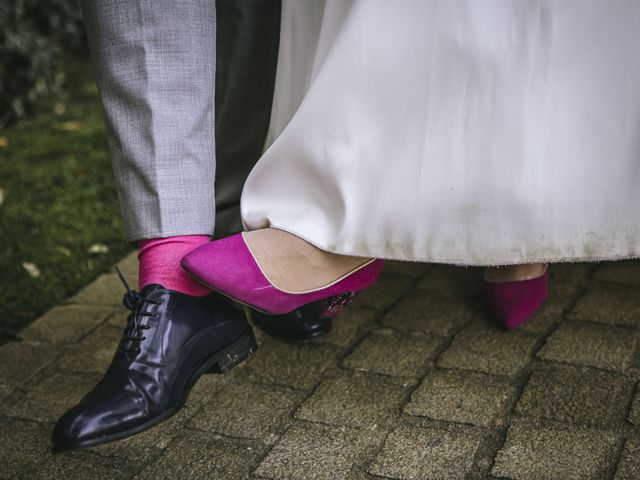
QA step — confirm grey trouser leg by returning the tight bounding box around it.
[81,0,217,242]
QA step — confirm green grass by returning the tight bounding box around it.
[0,57,133,344]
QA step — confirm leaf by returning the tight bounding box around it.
[88,243,109,254]
[56,246,72,257]
[22,262,41,278]
[0,188,4,207]
[0,137,8,148]
[57,121,83,131]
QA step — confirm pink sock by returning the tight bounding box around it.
[138,235,211,296]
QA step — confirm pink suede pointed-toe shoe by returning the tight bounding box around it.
[483,265,549,330]
[181,232,384,316]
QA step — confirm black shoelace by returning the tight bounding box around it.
[115,265,161,354]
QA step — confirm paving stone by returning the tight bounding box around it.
[0,383,12,402]
[383,292,474,337]
[404,370,517,427]
[6,371,102,422]
[115,250,139,278]
[594,260,640,287]
[615,436,640,480]
[437,318,539,377]
[568,285,640,328]
[416,264,484,298]
[64,253,137,304]
[237,341,341,390]
[254,422,384,480]
[188,382,302,440]
[492,420,619,480]
[19,305,113,343]
[368,425,484,480]
[515,306,560,334]
[0,340,58,387]
[59,322,122,373]
[21,451,137,480]
[133,431,259,480]
[342,330,440,377]
[382,260,429,280]
[88,405,198,461]
[67,272,131,307]
[187,370,231,405]
[537,322,639,372]
[0,417,50,480]
[515,364,631,427]
[352,275,412,311]
[628,387,640,425]
[547,262,591,303]
[295,371,407,428]
[313,306,378,348]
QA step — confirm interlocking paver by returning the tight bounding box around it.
[416,264,484,297]
[615,436,640,480]
[342,329,440,377]
[3,252,639,479]
[19,305,113,344]
[515,364,631,427]
[437,317,539,377]
[23,451,138,480]
[188,381,302,440]
[313,306,378,348]
[0,340,58,387]
[546,263,590,302]
[537,321,639,372]
[59,322,123,373]
[352,275,412,311]
[404,369,517,427]
[382,260,430,280]
[594,260,640,287]
[133,430,260,480]
[67,272,133,307]
[491,420,619,480]
[235,341,341,390]
[254,421,384,480]
[0,417,50,480]
[568,285,640,328]
[87,406,199,461]
[627,386,640,425]
[5,371,102,422]
[294,371,408,428]
[383,292,474,337]
[368,424,484,480]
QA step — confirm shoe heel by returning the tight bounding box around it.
[207,327,258,374]
[317,291,360,318]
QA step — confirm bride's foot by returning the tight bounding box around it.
[242,228,371,292]
[484,263,547,283]
[181,228,383,315]
[483,263,549,330]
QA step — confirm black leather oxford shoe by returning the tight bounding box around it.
[51,270,256,453]
[247,293,364,342]
[249,307,332,342]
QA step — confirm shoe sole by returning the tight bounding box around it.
[51,327,258,453]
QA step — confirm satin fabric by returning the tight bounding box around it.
[241,0,640,265]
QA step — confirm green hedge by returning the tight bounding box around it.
[0,0,85,128]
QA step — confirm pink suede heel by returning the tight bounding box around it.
[483,265,549,330]
[181,233,384,315]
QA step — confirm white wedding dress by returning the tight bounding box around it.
[241,0,640,266]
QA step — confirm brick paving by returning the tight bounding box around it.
[1,253,640,479]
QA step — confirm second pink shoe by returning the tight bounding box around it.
[181,232,384,315]
[483,265,549,330]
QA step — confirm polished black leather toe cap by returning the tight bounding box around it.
[249,304,333,342]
